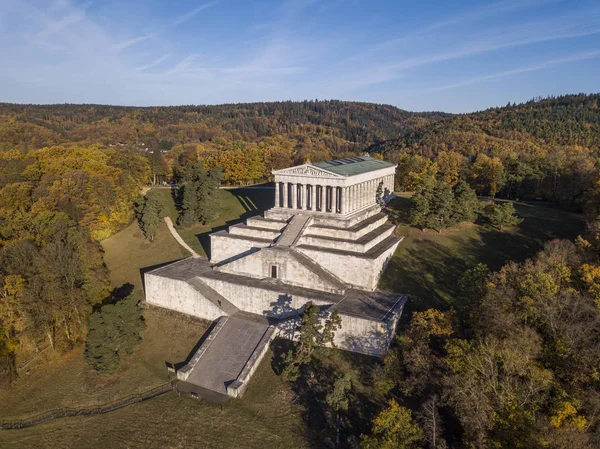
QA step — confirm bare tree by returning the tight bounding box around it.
[418,395,447,449]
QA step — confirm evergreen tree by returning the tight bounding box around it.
[281,302,342,381]
[411,178,481,232]
[488,201,522,230]
[409,176,436,230]
[178,162,223,227]
[426,182,457,232]
[453,181,481,223]
[410,176,458,233]
[84,294,145,375]
[326,374,353,446]
[135,190,165,241]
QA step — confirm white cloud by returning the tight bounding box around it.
[136,53,171,72]
[114,34,153,51]
[170,1,219,27]
[417,50,600,93]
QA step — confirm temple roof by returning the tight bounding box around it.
[312,155,395,176]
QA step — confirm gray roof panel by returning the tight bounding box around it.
[313,155,395,176]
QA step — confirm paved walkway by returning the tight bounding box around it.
[163,216,200,257]
[184,316,271,395]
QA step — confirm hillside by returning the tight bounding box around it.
[367,94,600,207]
[0,100,447,154]
[368,93,600,155]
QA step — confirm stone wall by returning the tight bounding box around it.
[200,275,334,317]
[145,274,224,321]
[210,234,272,264]
[334,314,389,357]
[216,248,341,293]
[275,310,401,357]
[297,239,400,291]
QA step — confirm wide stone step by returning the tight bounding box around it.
[245,216,288,231]
[299,222,396,252]
[228,223,281,240]
[297,234,404,260]
[307,212,388,239]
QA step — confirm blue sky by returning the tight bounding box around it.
[0,0,599,112]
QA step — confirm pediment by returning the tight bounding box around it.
[272,164,342,178]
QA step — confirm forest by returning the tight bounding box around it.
[0,95,599,447]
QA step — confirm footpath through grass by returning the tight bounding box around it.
[100,187,272,291]
[151,187,272,257]
[380,196,586,311]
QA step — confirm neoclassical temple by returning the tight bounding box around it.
[145,156,406,399]
[272,156,396,216]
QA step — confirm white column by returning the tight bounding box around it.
[320,185,325,211]
[306,185,311,210]
[275,181,280,207]
[289,182,295,209]
[298,184,304,209]
[332,186,338,213]
[361,182,366,207]
[344,187,349,214]
[339,187,345,214]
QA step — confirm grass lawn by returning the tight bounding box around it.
[380,196,586,311]
[151,187,272,257]
[101,219,188,292]
[0,307,307,449]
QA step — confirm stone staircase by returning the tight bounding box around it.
[177,316,275,399]
[289,249,347,293]
[187,277,240,316]
[275,214,312,247]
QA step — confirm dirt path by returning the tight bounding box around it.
[163,217,199,258]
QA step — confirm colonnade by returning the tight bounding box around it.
[274,174,394,215]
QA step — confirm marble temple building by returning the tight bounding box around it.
[144,156,407,398]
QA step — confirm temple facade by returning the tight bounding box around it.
[272,157,396,216]
[144,156,407,398]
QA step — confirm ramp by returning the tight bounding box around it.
[187,276,240,316]
[177,316,275,399]
[275,214,311,247]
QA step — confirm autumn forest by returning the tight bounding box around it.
[1,94,600,448]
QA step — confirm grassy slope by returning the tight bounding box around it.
[380,196,586,311]
[0,307,307,449]
[101,218,188,292]
[151,187,272,257]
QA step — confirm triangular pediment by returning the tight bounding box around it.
[272,164,343,178]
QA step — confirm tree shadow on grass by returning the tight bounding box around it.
[194,186,274,258]
[281,346,381,448]
[385,196,412,225]
[96,282,135,309]
[380,235,483,312]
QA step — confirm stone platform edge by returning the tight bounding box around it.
[226,325,277,398]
